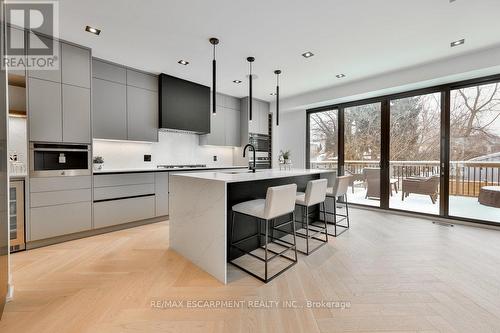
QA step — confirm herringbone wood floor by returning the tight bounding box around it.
[1,208,500,332]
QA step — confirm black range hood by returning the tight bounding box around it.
[158,74,210,134]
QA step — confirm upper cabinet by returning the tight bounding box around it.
[27,37,91,143]
[240,97,270,144]
[92,59,159,142]
[127,86,158,142]
[92,77,127,140]
[28,77,62,142]
[27,32,62,83]
[92,59,126,84]
[61,43,91,88]
[199,93,241,147]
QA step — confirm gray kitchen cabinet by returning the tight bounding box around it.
[126,86,158,142]
[61,43,91,88]
[30,202,92,241]
[258,100,270,135]
[224,95,240,110]
[200,93,241,147]
[62,84,91,143]
[200,106,225,146]
[30,176,91,192]
[241,97,269,136]
[93,183,155,201]
[155,173,169,217]
[126,69,158,91]
[92,78,127,140]
[29,176,92,241]
[93,173,154,187]
[225,108,241,147]
[30,189,91,208]
[27,33,61,83]
[92,59,126,84]
[28,77,62,142]
[93,196,155,229]
[6,26,26,76]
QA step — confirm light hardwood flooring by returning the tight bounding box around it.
[2,209,500,332]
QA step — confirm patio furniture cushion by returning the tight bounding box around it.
[478,186,500,208]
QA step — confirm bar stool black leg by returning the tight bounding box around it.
[345,194,350,227]
[305,206,309,254]
[230,211,236,259]
[333,196,337,237]
[264,219,269,282]
[292,212,298,262]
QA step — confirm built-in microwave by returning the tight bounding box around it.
[30,143,91,177]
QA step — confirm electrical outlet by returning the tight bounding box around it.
[213,155,217,162]
[144,154,152,162]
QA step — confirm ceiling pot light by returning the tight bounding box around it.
[274,70,281,126]
[336,74,346,78]
[302,51,314,58]
[85,25,101,35]
[450,39,465,47]
[233,80,242,84]
[247,57,255,121]
[270,92,276,96]
[209,37,219,114]
[178,60,189,65]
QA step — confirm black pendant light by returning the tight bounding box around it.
[274,70,281,126]
[210,37,219,114]
[247,57,255,121]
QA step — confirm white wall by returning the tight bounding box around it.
[93,131,237,170]
[271,44,500,170]
[277,44,500,113]
[276,110,306,169]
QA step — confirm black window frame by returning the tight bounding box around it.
[306,73,500,227]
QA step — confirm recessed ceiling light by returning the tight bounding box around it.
[336,74,346,78]
[85,25,101,35]
[270,92,276,96]
[178,60,189,65]
[302,51,314,58]
[450,39,465,47]
[233,80,242,84]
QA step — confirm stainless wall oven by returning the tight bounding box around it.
[248,134,271,169]
[30,143,91,177]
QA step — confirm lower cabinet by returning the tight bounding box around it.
[155,173,169,216]
[93,196,155,229]
[30,202,92,241]
[29,176,92,241]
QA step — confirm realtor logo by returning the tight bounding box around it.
[2,0,59,70]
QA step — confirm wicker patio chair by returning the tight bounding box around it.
[401,175,440,204]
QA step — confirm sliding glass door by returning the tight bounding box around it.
[306,74,500,226]
[449,82,500,223]
[389,93,441,214]
[344,102,381,207]
[308,109,339,171]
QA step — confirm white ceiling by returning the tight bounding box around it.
[54,0,500,101]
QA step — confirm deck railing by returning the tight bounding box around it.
[310,160,500,197]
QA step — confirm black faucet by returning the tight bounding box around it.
[243,144,256,173]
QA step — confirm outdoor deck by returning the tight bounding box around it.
[347,185,500,223]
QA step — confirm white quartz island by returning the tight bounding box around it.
[169,168,333,284]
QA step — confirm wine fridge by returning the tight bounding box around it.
[9,180,25,252]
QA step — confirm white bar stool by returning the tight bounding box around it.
[321,175,351,237]
[230,184,298,283]
[295,179,328,255]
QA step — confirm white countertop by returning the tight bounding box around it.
[170,168,334,183]
[93,165,248,174]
